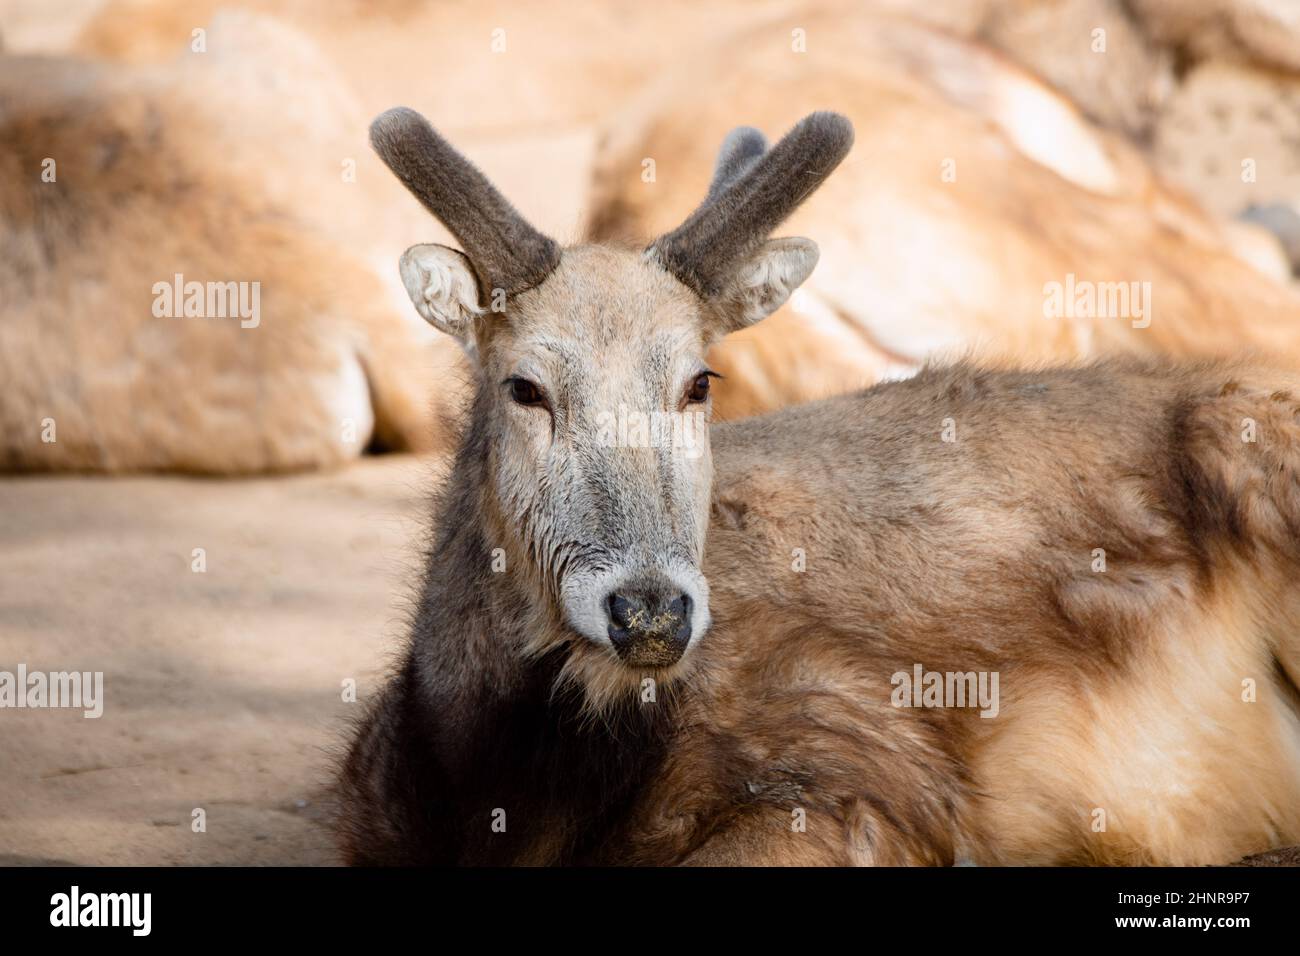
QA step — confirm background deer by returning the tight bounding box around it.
[339,107,1300,865]
[588,8,1300,419]
[8,1,1300,472]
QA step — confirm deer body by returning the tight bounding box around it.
[340,356,1300,865]
[339,108,1300,865]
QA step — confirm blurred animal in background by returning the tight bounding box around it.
[590,9,1300,418]
[0,12,453,472]
[2,0,1300,470]
[931,0,1300,272]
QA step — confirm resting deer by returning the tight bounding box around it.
[338,106,1300,865]
[587,10,1300,420]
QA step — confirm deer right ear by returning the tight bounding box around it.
[705,237,819,337]
[398,243,484,347]
[647,112,851,334]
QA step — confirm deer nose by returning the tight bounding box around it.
[605,589,692,667]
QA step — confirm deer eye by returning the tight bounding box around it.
[686,372,714,404]
[507,377,546,407]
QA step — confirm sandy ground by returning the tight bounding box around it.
[0,456,434,865]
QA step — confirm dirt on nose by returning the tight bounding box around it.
[625,607,680,638]
[616,607,689,667]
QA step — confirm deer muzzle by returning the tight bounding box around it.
[604,584,693,668]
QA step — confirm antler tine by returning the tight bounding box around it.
[370,107,561,299]
[706,126,768,201]
[649,112,853,299]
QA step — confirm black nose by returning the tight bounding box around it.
[605,588,693,667]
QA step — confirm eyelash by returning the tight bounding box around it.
[686,370,720,404]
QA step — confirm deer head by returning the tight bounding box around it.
[373,107,851,684]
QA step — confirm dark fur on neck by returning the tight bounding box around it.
[336,389,677,865]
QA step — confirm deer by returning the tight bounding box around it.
[0,22,446,473]
[337,105,1300,866]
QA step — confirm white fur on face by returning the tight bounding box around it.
[559,558,713,655]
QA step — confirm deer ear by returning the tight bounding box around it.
[705,237,818,337]
[398,243,484,347]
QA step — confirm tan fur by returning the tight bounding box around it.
[978,0,1173,138]
[58,0,1300,428]
[975,579,1300,864]
[926,0,1300,243]
[1154,61,1300,221]
[0,15,456,472]
[20,0,1298,448]
[593,361,1300,865]
[1131,0,1300,74]
[589,10,1300,418]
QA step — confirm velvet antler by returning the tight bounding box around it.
[705,126,768,200]
[370,107,561,299]
[648,112,853,299]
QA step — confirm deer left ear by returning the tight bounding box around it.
[706,237,819,337]
[398,243,484,348]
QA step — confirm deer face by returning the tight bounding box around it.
[477,248,714,667]
[373,108,851,678]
